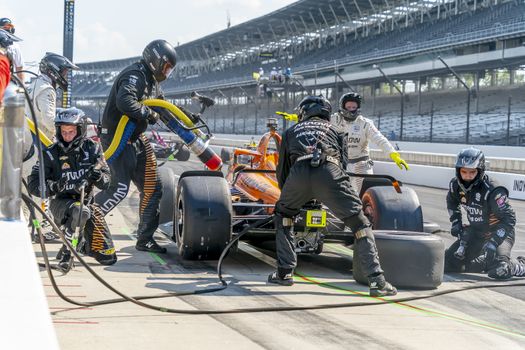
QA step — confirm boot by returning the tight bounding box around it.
[57,249,72,273]
[369,274,397,297]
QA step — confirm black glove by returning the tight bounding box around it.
[73,180,89,194]
[481,239,498,264]
[450,222,463,237]
[87,166,103,183]
[147,109,160,125]
[47,177,66,194]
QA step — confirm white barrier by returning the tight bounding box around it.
[0,220,59,349]
[374,161,525,200]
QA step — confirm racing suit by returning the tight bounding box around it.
[275,116,385,283]
[7,41,23,81]
[445,175,524,279]
[24,74,57,158]
[333,113,396,194]
[27,139,117,265]
[94,61,163,247]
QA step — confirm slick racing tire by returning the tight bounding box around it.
[352,230,444,289]
[220,148,233,164]
[362,186,423,232]
[158,167,176,224]
[174,175,232,260]
[174,145,191,161]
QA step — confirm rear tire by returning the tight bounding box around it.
[174,176,232,260]
[361,186,423,232]
[352,230,444,289]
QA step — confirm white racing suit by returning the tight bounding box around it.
[24,74,57,159]
[333,113,395,194]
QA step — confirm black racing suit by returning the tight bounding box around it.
[445,175,517,276]
[27,139,117,265]
[275,116,383,278]
[94,61,163,244]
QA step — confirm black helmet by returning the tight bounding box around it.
[0,28,20,49]
[142,40,177,82]
[297,95,332,121]
[266,117,278,130]
[339,92,362,121]
[55,107,87,152]
[455,147,485,189]
[39,52,79,91]
[0,18,15,34]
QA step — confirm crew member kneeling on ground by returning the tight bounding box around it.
[28,107,117,270]
[94,39,177,254]
[445,147,525,279]
[268,95,397,297]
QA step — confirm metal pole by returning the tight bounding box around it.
[507,96,512,145]
[373,64,404,140]
[436,56,471,144]
[430,101,434,143]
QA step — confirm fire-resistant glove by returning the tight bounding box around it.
[389,152,409,170]
[73,180,89,194]
[481,239,498,265]
[87,166,103,183]
[147,109,160,125]
[47,177,67,195]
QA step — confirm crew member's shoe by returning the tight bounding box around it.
[267,271,294,286]
[136,239,167,254]
[56,244,68,261]
[369,274,397,297]
[57,250,72,273]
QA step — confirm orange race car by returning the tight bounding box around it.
[158,107,442,289]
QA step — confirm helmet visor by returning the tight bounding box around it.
[162,62,175,80]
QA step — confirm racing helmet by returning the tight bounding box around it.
[142,40,177,82]
[0,18,15,34]
[40,52,79,91]
[54,107,87,152]
[339,92,362,121]
[455,147,485,189]
[297,95,332,121]
[0,28,20,49]
[266,117,278,130]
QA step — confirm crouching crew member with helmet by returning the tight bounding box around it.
[445,147,525,279]
[268,95,397,297]
[28,107,117,270]
[94,40,177,254]
[333,92,409,193]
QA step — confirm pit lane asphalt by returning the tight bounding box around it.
[35,156,525,349]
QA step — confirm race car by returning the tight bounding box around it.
[157,114,444,289]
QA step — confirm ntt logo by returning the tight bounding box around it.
[514,179,525,192]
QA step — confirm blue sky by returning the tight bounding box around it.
[1,0,296,66]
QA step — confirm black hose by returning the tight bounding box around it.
[25,193,525,314]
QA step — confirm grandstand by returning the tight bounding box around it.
[72,0,525,146]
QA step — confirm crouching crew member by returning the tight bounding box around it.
[445,148,525,279]
[269,95,397,297]
[28,107,117,270]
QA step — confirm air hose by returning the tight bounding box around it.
[18,79,525,314]
[24,193,525,315]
